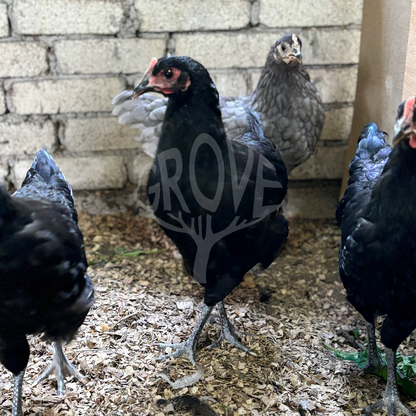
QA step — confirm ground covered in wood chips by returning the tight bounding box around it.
[2,214,416,416]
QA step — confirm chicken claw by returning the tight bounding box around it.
[362,348,415,416]
[209,302,257,356]
[154,340,197,366]
[362,394,416,416]
[34,341,85,396]
[154,304,214,366]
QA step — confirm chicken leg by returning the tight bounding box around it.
[34,341,85,395]
[364,321,383,373]
[12,371,24,416]
[362,348,415,416]
[155,304,214,365]
[209,302,256,356]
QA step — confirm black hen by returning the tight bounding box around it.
[338,97,416,415]
[112,34,325,173]
[132,56,288,378]
[0,150,94,416]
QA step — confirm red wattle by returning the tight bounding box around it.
[410,134,416,149]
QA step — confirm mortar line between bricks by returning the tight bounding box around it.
[0,64,359,84]
[289,179,342,187]
[250,0,260,27]
[4,1,11,38]
[0,25,362,41]
[0,34,170,42]
[316,141,347,148]
[138,25,362,35]
[10,149,143,159]
[324,102,355,110]
[166,32,175,55]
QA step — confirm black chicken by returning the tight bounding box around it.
[112,34,325,173]
[337,97,416,415]
[0,150,94,416]
[132,56,288,375]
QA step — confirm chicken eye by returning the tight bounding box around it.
[165,69,173,79]
[281,44,286,52]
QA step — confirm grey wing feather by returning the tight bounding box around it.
[112,90,168,157]
[220,95,253,141]
[112,91,254,157]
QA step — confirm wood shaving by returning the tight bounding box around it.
[158,365,204,389]
[1,213,415,415]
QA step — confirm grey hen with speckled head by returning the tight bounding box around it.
[112,34,325,172]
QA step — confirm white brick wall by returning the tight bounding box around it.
[63,118,141,152]
[55,38,167,75]
[321,107,354,140]
[0,88,5,115]
[0,119,55,155]
[309,67,358,103]
[0,164,7,184]
[11,0,125,35]
[13,155,127,190]
[175,29,360,69]
[289,146,347,180]
[259,0,363,27]
[135,0,251,32]
[128,151,153,184]
[0,42,47,77]
[0,0,363,211]
[211,70,249,97]
[9,77,125,114]
[0,3,8,38]
[286,185,340,219]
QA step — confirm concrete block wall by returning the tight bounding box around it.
[0,0,364,218]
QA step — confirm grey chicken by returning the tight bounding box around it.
[112,34,325,172]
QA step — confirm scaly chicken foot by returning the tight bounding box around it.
[364,321,383,374]
[12,371,24,416]
[208,302,256,356]
[34,341,85,396]
[249,265,262,279]
[362,348,415,416]
[154,304,214,366]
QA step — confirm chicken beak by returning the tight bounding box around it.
[132,74,155,99]
[284,49,302,65]
[132,57,158,99]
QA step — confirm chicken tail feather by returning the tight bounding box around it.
[30,149,67,186]
[17,150,76,221]
[355,123,389,160]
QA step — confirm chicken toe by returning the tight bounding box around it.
[34,341,85,396]
[154,304,214,366]
[362,349,414,416]
[209,302,256,356]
